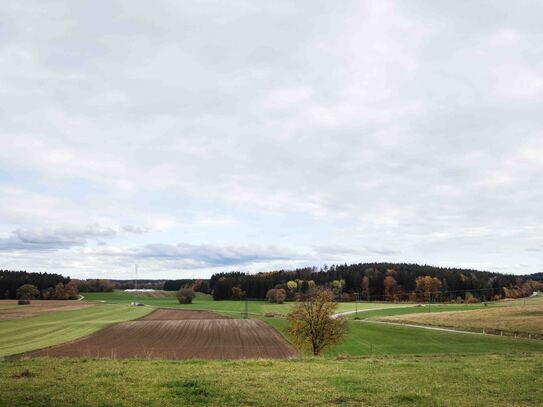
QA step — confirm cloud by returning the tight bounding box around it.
[0,0,542,277]
[120,225,148,234]
[0,224,147,251]
[0,225,115,251]
[96,243,306,269]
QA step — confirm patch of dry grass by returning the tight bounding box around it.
[378,296,543,337]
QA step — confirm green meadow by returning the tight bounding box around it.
[1,354,542,406]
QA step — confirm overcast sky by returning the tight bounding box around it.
[1,1,542,279]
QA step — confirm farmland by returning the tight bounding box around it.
[377,295,543,337]
[26,309,297,360]
[0,300,95,321]
[1,293,543,406]
[0,304,151,358]
[82,291,404,316]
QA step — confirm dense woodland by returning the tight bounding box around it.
[0,270,74,300]
[207,263,542,302]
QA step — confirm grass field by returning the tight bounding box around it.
[263,317,543,356]
[378,295,543,337]
[2,293,543,406]
[343,303,495,319]
[81,291,403,316]
[1,354,542,406]
[0,304,152,357]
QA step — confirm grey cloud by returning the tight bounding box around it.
[121,225,148,234]
[0,225,116,251]
[133,243,304,268]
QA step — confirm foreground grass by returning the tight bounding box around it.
[1,354,542,406]
[0,304,152,357]
[378,295,543,337]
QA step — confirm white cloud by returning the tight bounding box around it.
[1,0,542,277]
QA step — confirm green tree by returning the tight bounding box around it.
[287,281,298,294]
[331,280,345,295]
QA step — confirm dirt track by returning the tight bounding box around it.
[26,309,298,360]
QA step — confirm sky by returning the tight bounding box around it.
[1,1,542,279]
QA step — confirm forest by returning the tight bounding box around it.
[0,270,71,299]
[207,263,541,302]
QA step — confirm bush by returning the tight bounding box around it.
[17,299,30,305]
[231,287,245,300]
[177,288,196,304]
[16,284,40,300]
[266,288,286,304]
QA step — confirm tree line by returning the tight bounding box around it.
[0,270,73,299]
[207,263,542,302]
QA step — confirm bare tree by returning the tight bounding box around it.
[286,288,348,355]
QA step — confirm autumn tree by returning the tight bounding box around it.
[231,286,245,300]
[266,288,286,304]
[286,281,298,295]
[415,276,442,302]
[361,276,370,300]
[16,284,40,300]
[383,276,397,301]
[177,287,196,304]
[286,289,348,356]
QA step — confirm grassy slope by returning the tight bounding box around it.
[1,354,542,406]
[0,304,152,357]
[263,317,543,356]
[344,303,495,319]
[377,295,543,336]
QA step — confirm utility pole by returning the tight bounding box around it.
[355,293,359,316]
[132,264,138,306]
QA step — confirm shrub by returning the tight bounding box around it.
[231,287,245,300]
[177,288,196,304]
[266,288,287,304]
[16,284,40,300]
[17,299,31,305]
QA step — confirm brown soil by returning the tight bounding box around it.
[25,310,298,360]
[139,308,229,320]
[0,300,95,321]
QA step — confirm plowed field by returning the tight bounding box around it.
[25,309,297,360]
[139,308,228,320]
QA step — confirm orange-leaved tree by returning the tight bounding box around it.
[286,288,348,356]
